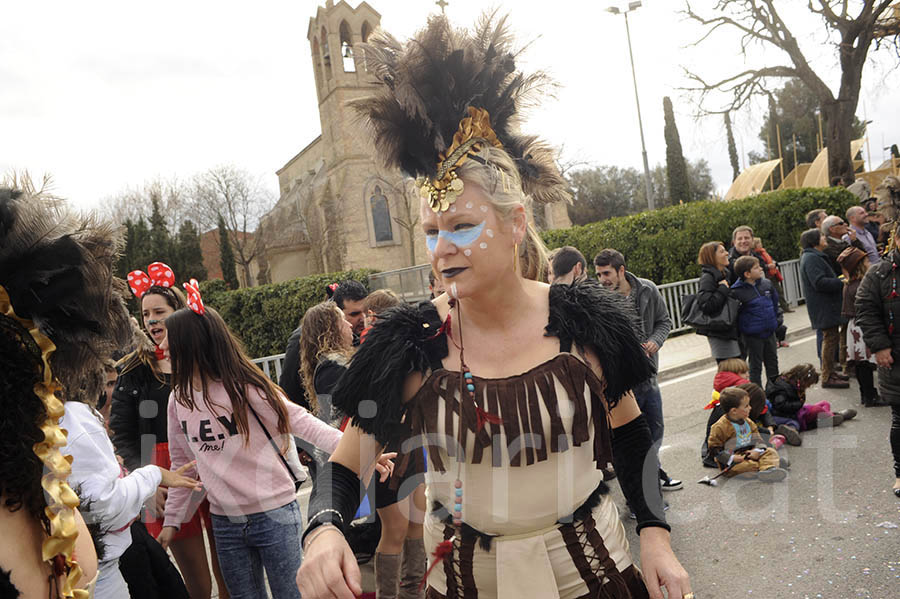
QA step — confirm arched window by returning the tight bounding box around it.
[370,186,393,243]
[321,26,332,80]
[339,20,355,72]
[311,37,323,88]
[359,22,372,71]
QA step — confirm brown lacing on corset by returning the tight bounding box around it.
[405,353,612,473]
[560,513,633,599]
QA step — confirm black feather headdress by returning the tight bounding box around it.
[352,11,570,207]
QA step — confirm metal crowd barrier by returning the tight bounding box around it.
[253,353,286,382]
[659,258,803,334]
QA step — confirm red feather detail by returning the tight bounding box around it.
[420,540,454,591]
[475,406,503,431]
[427,313,452,340]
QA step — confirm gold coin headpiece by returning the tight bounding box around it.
[416,107,503,212]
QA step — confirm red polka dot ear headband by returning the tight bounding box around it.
[127,262,175,298]
[183,278,205,316]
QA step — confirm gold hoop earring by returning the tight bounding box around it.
[513,242,519,274]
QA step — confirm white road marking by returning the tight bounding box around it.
[658,333,817,388]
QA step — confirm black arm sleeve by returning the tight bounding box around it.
[301,461,365,546]
[110,370,143,473]
[611,415,670,534]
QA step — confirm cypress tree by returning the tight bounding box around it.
[662,96,691,205]
[119,217,153,278]
[148,194,172,263]
[175,219,208,283]
[218,215,239,289]
[724,111,741,181]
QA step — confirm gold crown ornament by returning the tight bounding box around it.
[417,107,503,213]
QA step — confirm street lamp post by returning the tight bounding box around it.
[608,2,655,210]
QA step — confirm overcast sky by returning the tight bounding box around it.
[2,0,898,214]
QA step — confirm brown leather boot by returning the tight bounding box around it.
[398,538,426,599]
[375,552,402,599]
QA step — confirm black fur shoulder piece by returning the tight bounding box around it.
[331,300,446,446]
[546,281,654,407]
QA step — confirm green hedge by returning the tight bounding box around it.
[198,269,377,358]
[542,187,859,284]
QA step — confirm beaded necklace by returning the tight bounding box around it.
[421,297,502,588]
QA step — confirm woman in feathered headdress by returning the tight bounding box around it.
[296,13,692,599]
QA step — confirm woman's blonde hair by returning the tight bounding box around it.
[456,145,550,282]
[299,302,354,415]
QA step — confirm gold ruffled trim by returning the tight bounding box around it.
[0,287,88,598]
[417,106,503,212]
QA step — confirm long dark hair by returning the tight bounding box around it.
[166,306,289,445]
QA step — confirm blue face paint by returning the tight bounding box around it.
[425,221,486,253]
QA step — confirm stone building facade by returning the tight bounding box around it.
[256,0,570,284]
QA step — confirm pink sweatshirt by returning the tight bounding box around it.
[164,381,341,527]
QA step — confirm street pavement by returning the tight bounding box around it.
[613,332,900,599]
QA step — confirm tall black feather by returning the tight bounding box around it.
[352,12,569,205]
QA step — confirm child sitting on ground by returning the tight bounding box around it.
[707,387,788,482]
[702,359,750,467]
[766,363,857,432]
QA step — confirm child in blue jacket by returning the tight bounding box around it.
[732,255,783,386]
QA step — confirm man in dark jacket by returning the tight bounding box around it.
[731,256,782,386]
[799,228,849,388]
[855,230,900,496]
[728,225,766,277]
[595,249,681,491]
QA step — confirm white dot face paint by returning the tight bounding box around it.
[479,242,488,250]
[486,229,494,238]
[466,202,473,209]
[480,205,488,212]
[450,206,457,213]
[464,249,472,257]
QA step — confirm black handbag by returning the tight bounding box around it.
[681,293,740,334]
